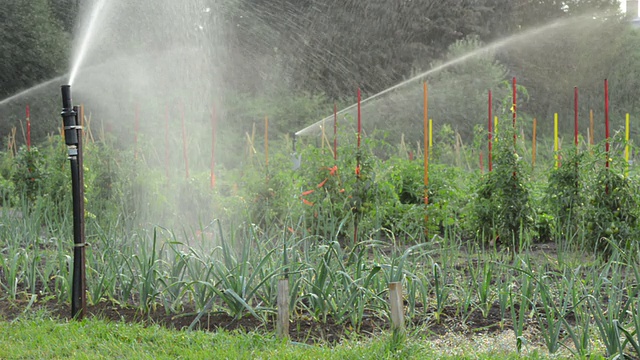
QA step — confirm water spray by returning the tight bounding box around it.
[60,85,87,319]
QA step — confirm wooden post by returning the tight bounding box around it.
[277,279,290,338]
[389,282,405,331]
[589,109,594,148]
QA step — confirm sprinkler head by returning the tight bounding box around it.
[60,85,78,147]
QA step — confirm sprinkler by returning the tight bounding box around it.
[60,85,87,319]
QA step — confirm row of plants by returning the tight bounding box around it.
[3,194,640,357]
[1,110,640,357]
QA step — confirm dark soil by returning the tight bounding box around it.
[0,296,528,344]
[0,241,562,343]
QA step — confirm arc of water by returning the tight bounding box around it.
[295,16,587,137]
[69,0,109,86]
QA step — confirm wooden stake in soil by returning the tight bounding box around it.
[389,282,405,331]
[589,109,594,148]
[277,279,290,339]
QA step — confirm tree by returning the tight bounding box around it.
[0,0,68,99]
[0,0,70,144]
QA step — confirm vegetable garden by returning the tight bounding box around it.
[2,74,640,358]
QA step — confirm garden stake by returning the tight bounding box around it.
[532,118,537,169]
[334,102,338,161]
[354,88,362,245]
[512,77,517,147]
[429,118,433,149]
[423,82,429,236]
[494,116,498,142]
[26,104,31,150]
[181,102,189,179]
[164,106,170,178]
[574,87,579,149]
[512,77,517,182]
[389,282,405,331]
[211,104,217,188]
[277,278,290,339]
[554,113,559,168]
[134,103,140,160]
[265,115,269,182]
[60,85,86,319]
[590,109,594,148]
[626,113,630,177]
[605,79,610,169]
[488,90,493,172]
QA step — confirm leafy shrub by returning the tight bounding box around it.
[585,163,639,255]
[544,149,586,241]
[471,126,533,248]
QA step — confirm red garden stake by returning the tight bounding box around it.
[512,77,517,147]
[423,82,429,237]
[605,79,610,169]
[26,104,31,150]
[354,88,362,245]
[574,87,579,149]
[488,90,493,172]
[333,102,338,161]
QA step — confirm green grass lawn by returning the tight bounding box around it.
[0,316,577,360]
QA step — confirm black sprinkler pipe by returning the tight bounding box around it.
[60,85,86,319]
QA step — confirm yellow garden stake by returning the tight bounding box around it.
[429,118,433,150]
[494,116,499,142]
[626,113,630,177]
[554,113,559,168]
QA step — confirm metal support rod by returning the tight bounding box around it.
[60,85,86,319]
